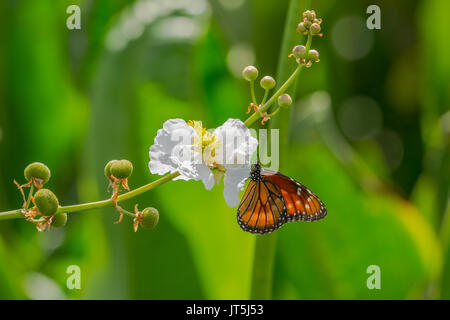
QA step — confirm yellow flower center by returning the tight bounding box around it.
[188,120,221,167]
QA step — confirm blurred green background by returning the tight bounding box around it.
[0,0,449,299]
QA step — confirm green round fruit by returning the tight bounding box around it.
[24,162,51,184]
[110,160,133,179]
[34,189,59,216]
[104,160,118,178]
[141,207,159,230]
[52,213,67,228]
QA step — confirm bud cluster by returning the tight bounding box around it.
[291,10,323,68]
[297,10,322,36]
[103,159,159,231]
[241,64,292,124]
[105,159,133,194]
[15,162,67,231]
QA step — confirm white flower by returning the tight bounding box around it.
[148,119,214,189]
[211,119,258,207]
[148,118,258,207]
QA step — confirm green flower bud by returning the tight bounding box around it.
[260,76,276,90]
[310,23,321,34]
[110,160,133,179]
[141,207,159,230]
[297,22,307,33]
[34,188,59,216]
[308,49,320,62]
[306,10,316,21]
[278,94,293,108]
[303,18,312,29]
[52,213,67,228]
[24,162,51,184]
[104,160,118,178]
[242,66,259,82]
[292,45,307,59]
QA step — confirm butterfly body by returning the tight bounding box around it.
[237,163,327,234]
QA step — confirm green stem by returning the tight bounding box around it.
[261,89,270,105]
[250,233,278,299]
[250,80,258,106]
[305,29,313,51]
[266,107,281,118]
[0,172,180,221]
[25,185,34,210]
[250,0,311,300]
[115,205,136,219]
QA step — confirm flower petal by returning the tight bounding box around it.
[223,165,252,207]
[213,118,258,166]
[196,163,215,190]
[149,119,200,181]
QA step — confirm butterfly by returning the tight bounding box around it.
[237,163,327,234]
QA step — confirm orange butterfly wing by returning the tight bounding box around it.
[237,180,286,234]
[237,168,327,234]
[265,173,327,222]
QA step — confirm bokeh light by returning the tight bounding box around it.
[24,273,66,300]
[226,43,255,78]
[338,96,382,140]
[332,16,374,60]
[377,129,404,171]
[218,0,246,11]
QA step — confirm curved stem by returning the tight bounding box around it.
[266,107,281,118]
[250,80,258,106]
[0,172,180,221]
[261,89,270,105]
[25,185,34,210]
[115,205,136,219]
